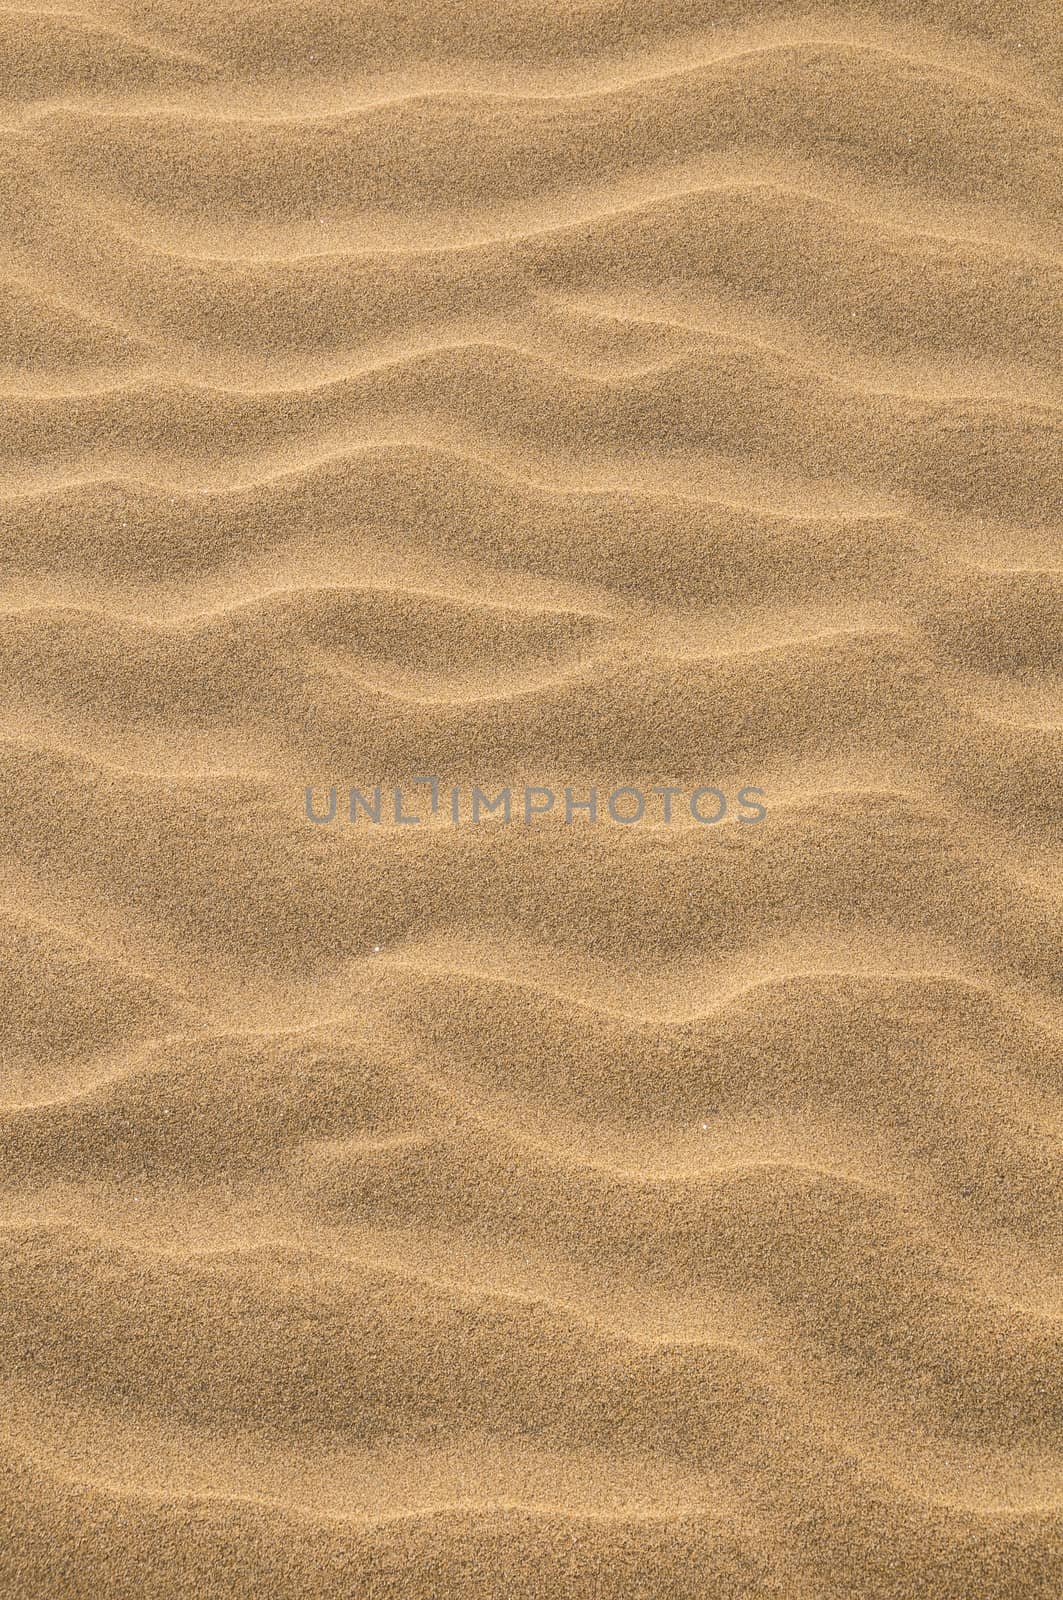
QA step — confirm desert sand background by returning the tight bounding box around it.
[1,1,1061,1596]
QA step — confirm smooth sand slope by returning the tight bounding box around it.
[1,1,1061,1596]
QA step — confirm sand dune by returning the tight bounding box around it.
[1,1,1060,1596]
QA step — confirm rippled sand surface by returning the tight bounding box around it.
[1,2,1061,1595]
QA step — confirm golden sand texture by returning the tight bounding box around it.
[1,0,1062,1595]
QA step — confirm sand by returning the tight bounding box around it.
[1,0,1061,1596]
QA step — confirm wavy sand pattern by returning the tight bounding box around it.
[2,1,1061,1596]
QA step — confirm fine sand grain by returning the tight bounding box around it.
[1,1,1061,1596]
